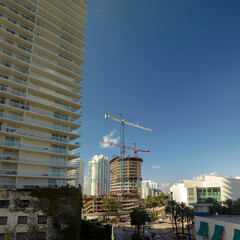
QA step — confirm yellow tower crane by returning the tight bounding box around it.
[105,114,152,195]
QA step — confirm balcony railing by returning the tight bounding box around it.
[0,126,81,145]
[0,140,80,156]
[0,168,76,179]
[0,73,81,103]
[0,98,81,123]
[0,154,80,168]
[0,183,72,190]
[0,85,26,97]
[0,113,81,135]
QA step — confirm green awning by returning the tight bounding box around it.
[197,221,208,237]
[233,229,240,240]
[211,225,223,240]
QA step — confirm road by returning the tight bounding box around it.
[113,222,173,240]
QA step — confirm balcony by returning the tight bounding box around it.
[0,98,81,124]
[0,73,82,103]
[0,113,81,136]
[0,140,80,157]
[0,126,81,146]
[0,168,76,179]
[0,168,17,175]
[0,183,70,190]
[0,154,80,168]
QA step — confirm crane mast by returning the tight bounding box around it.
[105,114,152,195]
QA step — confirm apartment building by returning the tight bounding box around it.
[141,180,161,199]
[87,155,110,196]
[0,0,87,189]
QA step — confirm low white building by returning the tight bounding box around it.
[170,176,240,205]
[141,180,161,199]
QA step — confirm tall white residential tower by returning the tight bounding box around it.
[0,0,87,189]
[87,155,110,196]
[141,180,161,199]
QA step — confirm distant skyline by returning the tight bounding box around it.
[82,0,240,192]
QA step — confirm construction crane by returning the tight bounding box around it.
[105,114,152,195]
[101,141,149,158]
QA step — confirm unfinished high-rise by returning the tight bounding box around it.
[0,0,87,189]
[110,156,143,196]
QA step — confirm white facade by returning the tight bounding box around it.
[87,155,110,196]
[0,0,87,190]
[78,159,84,189]
[195,215,240,240]
[170,176,240,205]
[141,180,161,199]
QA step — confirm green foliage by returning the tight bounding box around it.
[11,188,82,240]
[101,197,123,219]
[130,208,150,234]
[81,220,111,240]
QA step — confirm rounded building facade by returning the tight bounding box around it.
[110,156,142,196]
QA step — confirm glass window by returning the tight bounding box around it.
[18,216,28,224]
[16,233,27,240]
[19,200,30,208]
[0,217,7,225]
[36,232,46,240]
[0,234,5,240]
[38,216,47,224]
[0,200,9,208]
[58,216,66,224]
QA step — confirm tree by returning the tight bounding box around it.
[185,206,194,240]
[157,192,169,205]
[146,196,159,214]
[130,209,150,235]
[201,198,222,215]
[101,197,113,220]
[112,198,123,218]
[165,200,179,238]
[178,202,186,235]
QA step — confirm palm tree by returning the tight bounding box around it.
[146,196,159,214]
[130,209,150,235]
[185,206,194,240]
[178,202,186,235]
[165,200,179,238]
[101,197,113,220]
[222,199,234,215]
[112,198,123,219]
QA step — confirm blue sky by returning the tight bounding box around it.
[81,0,240,191]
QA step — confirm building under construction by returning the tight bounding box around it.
[82,193,141,220]
[110,156,143,196]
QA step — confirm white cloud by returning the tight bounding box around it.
[100,130,120,148]
[192,172,219,181]
[159,182,171,193]
[152,165,160,169]
[83,175,88,195]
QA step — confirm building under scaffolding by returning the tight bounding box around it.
[110,156,143,196]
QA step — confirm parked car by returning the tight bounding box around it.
[154,236,160,240]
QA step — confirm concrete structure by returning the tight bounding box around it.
[0,188,82,239]
[0,0,87,189]
[141,180,161,199]
[87,155,110,196]
[82,194,141,220]
[110,156,143,196]
[170,176,240,205]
